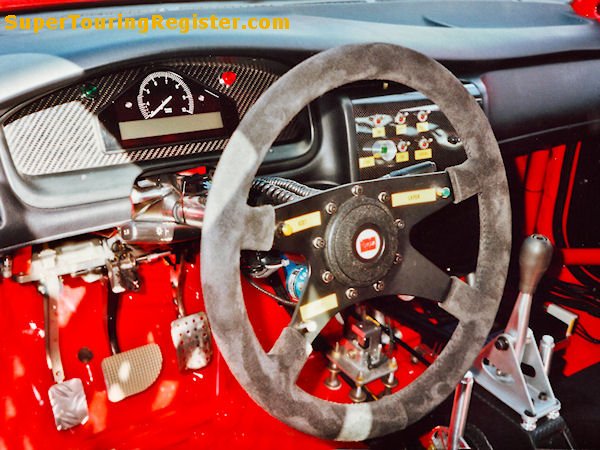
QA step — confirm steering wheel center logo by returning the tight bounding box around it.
[355,228,382,261]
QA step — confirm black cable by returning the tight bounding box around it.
[256,176,321,197]
[251,178,300,204]
[243,273,297,307]
[544,278,600,344]
[575,322,600,344]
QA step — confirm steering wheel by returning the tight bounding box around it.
[201,43,510,440]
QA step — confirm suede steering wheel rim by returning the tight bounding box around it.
[201,43,511,441]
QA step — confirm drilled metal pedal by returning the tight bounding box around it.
[171,312,212,371]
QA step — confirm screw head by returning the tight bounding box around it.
[495,336,510,351]
[394,218,405,229]
[313,237,325,249]
[325,202,337,214]
[351,185,363,196]
[321,271,334,284]
[373,280,385,292]
[345,288,358,300]
[378,192,389,203]
[393,253,403,265]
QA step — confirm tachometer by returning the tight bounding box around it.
[137,71,194,119]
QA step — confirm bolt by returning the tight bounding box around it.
[393,253,403,265]
[325,202,337,215]
[313,237,325,249]
[378,192,389,203]
[321,271,334,284]
[547,410,560,420]
[521,415,537,432]
[373,280,385,292]
[382,372,399,392]
[324,362,341,390]
[496,337,511,351]
[77,347,94,363]
[331,342,341,358]
[495,336,510,351]
[394,219,405,230]
[349,383,367,403]
[351,185,363,196]
[346,288,358,300]
[538,392,548,401]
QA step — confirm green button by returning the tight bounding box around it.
[81,83,99,100]
[438,187,451,199]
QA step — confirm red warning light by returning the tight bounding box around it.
[220,71,237,87]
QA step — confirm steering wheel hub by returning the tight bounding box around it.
[324,196,398,286]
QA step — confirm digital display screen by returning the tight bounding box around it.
[98,70,239,151]
[118,112,224,140]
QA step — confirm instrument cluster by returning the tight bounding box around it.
[2,57,309,177]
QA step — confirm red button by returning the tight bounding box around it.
[220,71,237,87]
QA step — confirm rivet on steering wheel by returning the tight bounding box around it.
[312,237,326,249]
[325,202,337,215]
[321,270,334,284]
[351,185,363,196]
[345,288,358,300]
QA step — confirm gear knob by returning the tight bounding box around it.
[519,234,553,295]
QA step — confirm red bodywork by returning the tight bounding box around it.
[517,144,600,376]
[0,251,425,449]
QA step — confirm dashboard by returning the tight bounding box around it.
[1,0,600,255]
[3,57,309,176]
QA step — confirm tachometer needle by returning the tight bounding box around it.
[148,95,173,118]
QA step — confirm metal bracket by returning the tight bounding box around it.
[472,328,560,430]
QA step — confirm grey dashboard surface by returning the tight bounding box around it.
[1,0,600,252]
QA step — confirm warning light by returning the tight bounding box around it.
[220,71,237,87]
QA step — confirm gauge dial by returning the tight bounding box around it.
[137,71,194,120]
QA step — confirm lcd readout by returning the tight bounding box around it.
[119,111,224,140]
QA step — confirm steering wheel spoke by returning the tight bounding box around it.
[383,244,452,301]
[286,273,370,343]
[447,159,483,204]
[440,277,497,323]
[370,171,455,228]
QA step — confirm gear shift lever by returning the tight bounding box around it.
[508,235,553,360]
[472,234,560,431]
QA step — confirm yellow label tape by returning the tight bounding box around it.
[415,148,432,160]
[282,211,321,236]
[392,188,437,207]
[372,127,386,138]
[416,122,429,133]
[395,124,407,135]
[359,156,375,168]
[300,294,338,321]
[396,152,409,163]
